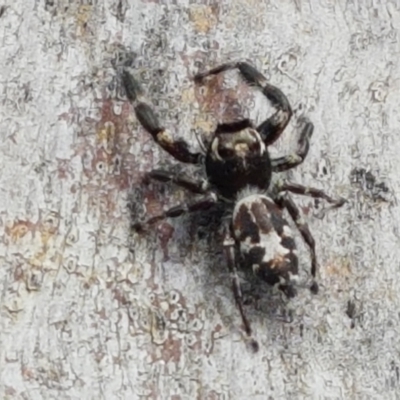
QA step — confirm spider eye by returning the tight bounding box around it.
[218,147,235,159]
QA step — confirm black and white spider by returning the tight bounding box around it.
[123,62,345,351]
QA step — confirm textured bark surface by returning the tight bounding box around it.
[1,1,400,399]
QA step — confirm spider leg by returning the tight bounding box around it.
[195,119,255,154]
[271,117,314,172]
[215,119,254,134]
[194,61,292,145]
[279,182,346,207]
[276,193,319,294]
[147,169,210,194]
[132,192,217,232]
[223,226,259,352]
[122,69,202,164]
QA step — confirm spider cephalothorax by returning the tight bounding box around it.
[122,62,345,351]
[205,121,272,200]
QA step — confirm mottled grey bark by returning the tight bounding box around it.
[1,1,399,399]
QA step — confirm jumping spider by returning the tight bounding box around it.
[123,62,345,351]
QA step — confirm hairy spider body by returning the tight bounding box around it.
[233,192,298,299]
[122,61,345,351]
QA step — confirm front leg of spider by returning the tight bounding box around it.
[122,69,202,164]
[194,61,293,146]
[194,62,316,172]
[271,117,314,172]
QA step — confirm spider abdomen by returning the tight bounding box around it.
[232,193,299,296]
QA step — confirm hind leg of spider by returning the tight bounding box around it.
[271,117,314,172]
[223,226,259,352]
[132,192,217,232]
[277,193,319,294]
[194,61,292,145]
[279,182,346,207]
[122,69,202,164]
[146,169,210,194]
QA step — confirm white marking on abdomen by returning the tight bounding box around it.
[240,230,289,268]
[233,193,271,220]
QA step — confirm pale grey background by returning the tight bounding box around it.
[1,1,399,399]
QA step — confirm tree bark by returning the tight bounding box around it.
[1,1,399,399]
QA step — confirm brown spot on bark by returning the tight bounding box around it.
[158,221,175,261]
[194,74,247,122]
[160,336,182,364]
[5,219,36,241]
[325,258,351,277]
[189,5,219,33]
